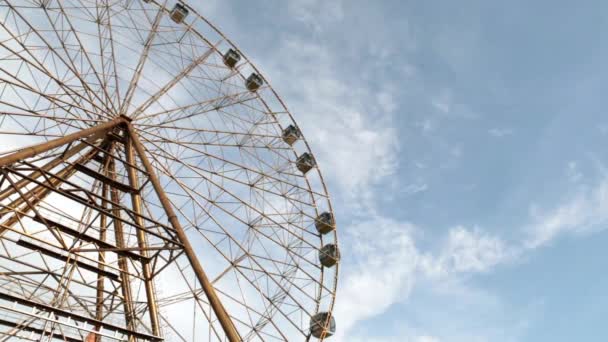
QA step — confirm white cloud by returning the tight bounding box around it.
[287,0,344,32]
[417,119,435,134]
[349,334,441,342]
[525,175,608,248]
[421,226,512,278]
[331,183,608,340]
[449,145,463,158]
[333,217,419,341]
[334,218,513,341]
[488,128,513,137]
[401,182,429,196]
[377,91,398,113]
[263,36,400,200]
[431,90,452,114]
[416,336,441,342]
[566,161,583,183]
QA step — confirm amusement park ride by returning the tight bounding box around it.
[0,1,338,341]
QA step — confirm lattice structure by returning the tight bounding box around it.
[0,1,338,341]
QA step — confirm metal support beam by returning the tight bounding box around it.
[73,162,139,194]
[108,158,137,340]
[15,239,119,281]
[95,181,109,342]
[0,138,93,203]
[0,317,82,342]
[0,117,125,167]
[0,153,88,236]
[125,128,162,337]
[0,292,161,341]
[126,123,241,341]
[0,149,94,217]
[32,215,147,262]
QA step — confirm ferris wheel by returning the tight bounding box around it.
[0,1,339,341]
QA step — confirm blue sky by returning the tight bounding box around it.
[195,1,608,341]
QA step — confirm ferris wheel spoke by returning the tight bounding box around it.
[137,123,281,141]
[0,33,110,122]
[138,131,327,199]
[143,137,290,151]
[0,94,99,137]
[0,76,103,123]
[135,90,256,125]
[0,120,64,139]
[167,257,226,340]
[222,264,311,337]
[119,0,166,115]
[142,142,318,246]
[140,144,313,210]
[182,216,313,340]
[3,3,109,119]
[130,41,220,120]
[245,228,329,295]
[158,313,189,342]
[128,124,243,341]
[0,116,68,139]
[141,159,321,262]
[38,8,111,117]
[0,54,96,127]
[139,121,291,155]
[52,1,119,115]
[93,0,124,115]
[142,146,321,274]
[147,154,324,284]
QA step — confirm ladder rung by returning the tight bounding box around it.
[16,239,120,281]
[74,163,138,194]
[33,215,148,262]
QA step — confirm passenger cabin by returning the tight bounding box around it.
[170,3,188,23]
[315,212,335,235]
[296,152,315,174]
[223,48,241,68]
[296,152,317,174]
[310,312,336,339]
[319,244,340,268]
[246,73,264,92]
[282,125,302,146]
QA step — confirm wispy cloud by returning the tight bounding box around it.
[525,175,608,248]
[334,217,515,341]
[335,166,608,340]
[334,217,419,341]
[488,128,513,137]
[421,226,513,277]
[287,0,344,32]
[260,35,401,203]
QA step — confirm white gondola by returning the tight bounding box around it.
[223,48,241,68]
[319,244,340,268]
[170,3,188,23]
[246,73,264,92]
[310,312,336,339]
[296,152,315,174]
[282,124,301,145]
[314,212,335,235]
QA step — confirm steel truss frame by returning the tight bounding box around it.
[0,118,238,341]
